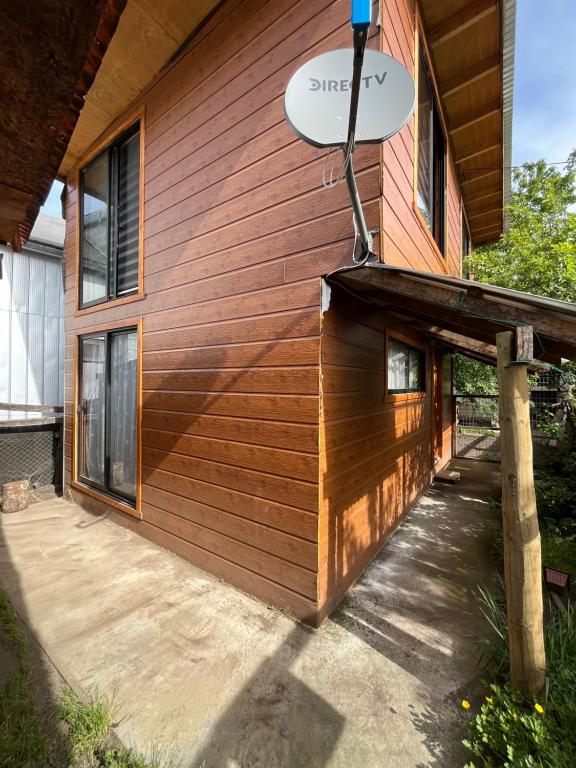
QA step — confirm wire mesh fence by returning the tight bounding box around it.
[0,423,63,493]
[455,388,560,463]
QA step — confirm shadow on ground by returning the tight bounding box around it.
[0,459,501,768]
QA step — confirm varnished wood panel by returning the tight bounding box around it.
[318,285,435,622]
[63,0,471,625]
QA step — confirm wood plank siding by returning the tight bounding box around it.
[318,288,436,621]
[64,0,469,625]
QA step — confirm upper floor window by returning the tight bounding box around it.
[416,49,446,254]
[387,337,426,394]
[79,123,140,308]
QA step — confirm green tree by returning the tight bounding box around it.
[466,151,576,302]
[453,356,497,395]
[455,152,576,393]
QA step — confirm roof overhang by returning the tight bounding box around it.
[419,0,516,246]
[0,0,126,249]
[57,0,222,178]
[327,263,576,365]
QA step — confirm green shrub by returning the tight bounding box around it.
[535,471,576,531]
[476,583,509,676]
[541,529,576,576]
[463,683,576,768]
[465,597,576,766]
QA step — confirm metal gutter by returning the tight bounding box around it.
[501,0,516,229]
[23,241,63,260]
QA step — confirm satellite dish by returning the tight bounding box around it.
[285,48,415,148]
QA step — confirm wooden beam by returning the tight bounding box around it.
[441,52,500,98]
[342,277,574,363]
[339,270,576,357]
[449,101,501,135]
[0,402,64,413]
[0,417,63,428]
[471,221,502,234]
[465,185,502,205]
[429,0,498,49]
[496,330,546,696]
[426,330,497,360]
[468,207,502,221]
[456,137,501,164]
[515,325,534,362]
[473,231,502,242]
[461,169,500,187]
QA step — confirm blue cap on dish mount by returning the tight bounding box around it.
[351,0,371,29]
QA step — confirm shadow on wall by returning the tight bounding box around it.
[329,464,501,768]
[319,284,432,621]
[88,326,345,768]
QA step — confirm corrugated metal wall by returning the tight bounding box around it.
[0,244,64,418]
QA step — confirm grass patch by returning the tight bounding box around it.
[0,592,27,660]
[0,589,174,768]
[98,747,179,768]
[0,593,51,767]
[458,427,500,437]
[59,686,115,765]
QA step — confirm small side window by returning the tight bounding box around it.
[387,338,426,394]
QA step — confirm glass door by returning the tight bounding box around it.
[79,336,106,487]
[78,328,137,505]
[109,330,137,501]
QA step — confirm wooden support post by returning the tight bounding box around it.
[496,330,546,696]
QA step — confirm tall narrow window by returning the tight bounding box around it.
[416,50,446,253]
[462,214,471,278]
[78,328,138,504]
[80,124,140,308]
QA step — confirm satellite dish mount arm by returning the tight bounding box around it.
[345,3,373,258]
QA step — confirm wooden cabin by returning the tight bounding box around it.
[2,0,518,626]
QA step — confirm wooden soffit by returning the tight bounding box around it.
[57,0,222,178]
[419,0,516,247]
[328,264,576,365]
[0,0,126,248]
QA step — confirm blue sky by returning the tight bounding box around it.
[512,0,576,166]
[41,1,576,218]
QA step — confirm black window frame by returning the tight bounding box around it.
[77,326,138,507]
[79,122,140,309]
[387,337,427,395]
[461,213,472,278]
[416,47,446,255]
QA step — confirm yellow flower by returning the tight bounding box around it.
[535,703,544,715]
[486,696,493,704]
[461,699,471,710]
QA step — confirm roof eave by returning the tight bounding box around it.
[501,0,516,231]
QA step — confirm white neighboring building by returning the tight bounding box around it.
[0,213,65,420]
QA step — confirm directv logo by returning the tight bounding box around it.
[309,72,388,92]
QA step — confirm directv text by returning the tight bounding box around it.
[309,73,388,92]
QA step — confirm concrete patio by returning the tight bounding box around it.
[0,460,499,767]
